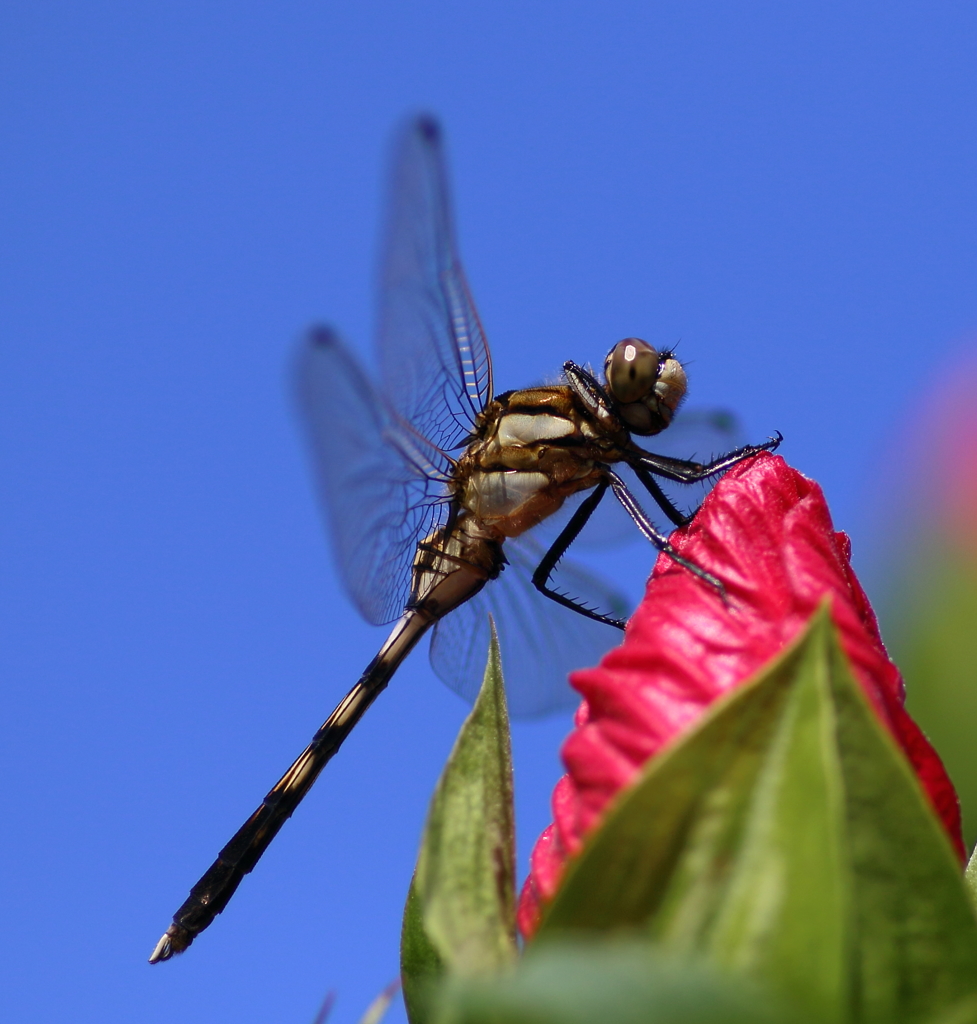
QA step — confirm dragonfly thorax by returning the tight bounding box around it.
[455,384,623,538]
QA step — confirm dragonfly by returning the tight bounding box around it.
[149,116,780,963]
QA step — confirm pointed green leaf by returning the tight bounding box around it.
[537,605,977,1023]
[401,622,516,1022]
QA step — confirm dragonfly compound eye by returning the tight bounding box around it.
[652,355,687,421]
[603,338,660,404]
[603,339,688,435]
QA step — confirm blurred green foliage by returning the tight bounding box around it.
[432,941,801,1024]
[884,545,977,849]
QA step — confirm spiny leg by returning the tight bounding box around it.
[562,360,612,417]
[631,464,692,527]
[605,468,725,597]
[629,431,782,484]
[531,478,626,629]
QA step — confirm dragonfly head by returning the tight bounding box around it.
[603,338,687,436]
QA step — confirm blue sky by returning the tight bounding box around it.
[1,3,976,1022]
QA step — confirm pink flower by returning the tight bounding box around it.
[518,454,964,938]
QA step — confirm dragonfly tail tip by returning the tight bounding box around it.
[148,924,193,964]
[148,933,173,964]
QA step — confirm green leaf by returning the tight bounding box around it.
[432,938,805,1024]
[536,605,977,1023]
[401,623,517,1022]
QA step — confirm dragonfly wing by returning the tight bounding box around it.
[658,407,743,455]
[644,407,746,521]
[429,534,629,718]
[377,116,493,453]
[295,326,455,626]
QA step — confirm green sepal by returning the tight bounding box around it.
[401,623,517,1022]
[536,604,977,1022]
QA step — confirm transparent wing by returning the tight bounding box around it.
[377,116,493,453]
[644,406,745,521]
[538,407,746,547]
[429,534,630,718]
[294,326,455,626]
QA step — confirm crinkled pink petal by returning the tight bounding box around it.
[518,453,963,938]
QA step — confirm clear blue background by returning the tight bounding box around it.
[1,3,975,1022]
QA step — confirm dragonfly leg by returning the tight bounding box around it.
[531,478,626,630]
[631,465,692,527]
[628,431,783,485]
[562,360,613,416]
[605,469,725,598]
